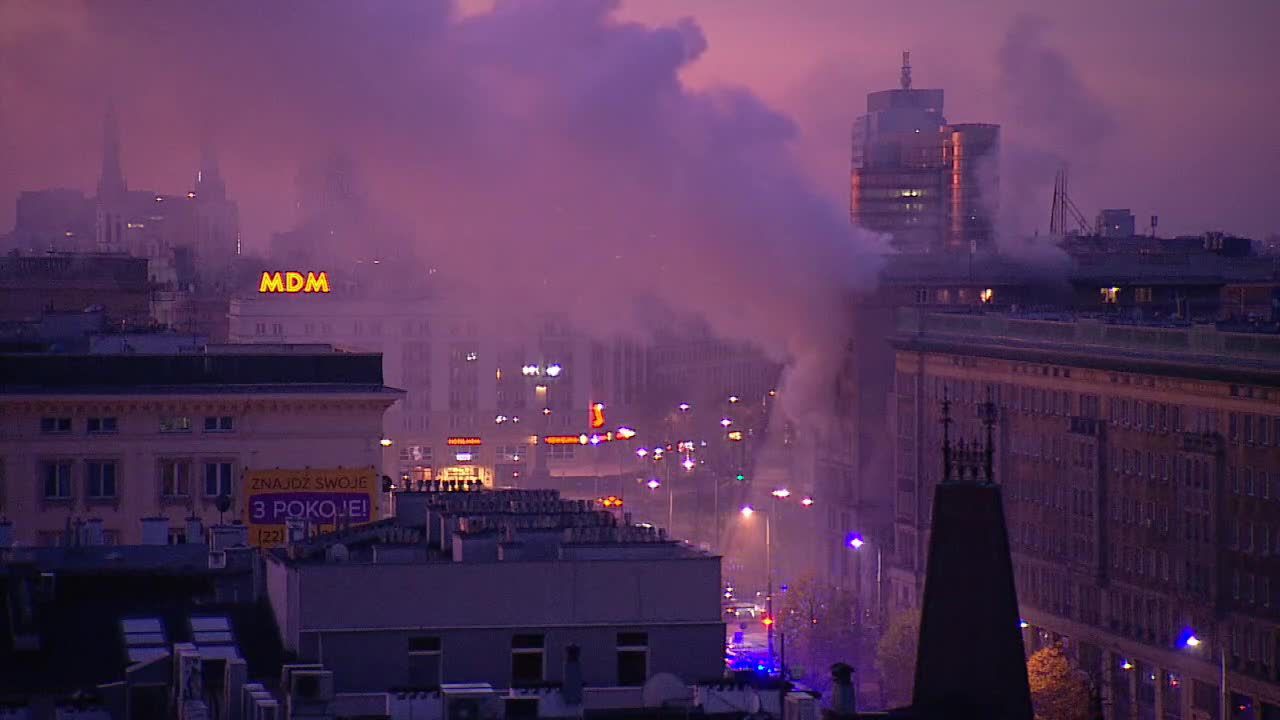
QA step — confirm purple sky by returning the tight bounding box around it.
[1,0,1276,242]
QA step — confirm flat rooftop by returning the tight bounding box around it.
[893,308,1280,386]
[0,350,393,395]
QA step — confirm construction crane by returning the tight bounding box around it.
[1049,167,1091,236]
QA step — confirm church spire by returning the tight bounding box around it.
[97,100,127,200]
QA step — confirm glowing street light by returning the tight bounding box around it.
[678,403,690,412]
[847,534,865,549]
[1121,660,1134,671]
[495,415,508,424]
[636,448,649,458]
[729,395,740,403]
[740,505,755,518]
[647,479,661,490]
[771,488,791,499]
[720,418,733,428]
[379,438,393,447]
[542,407,552,416]
[1181,629,1226,720]
[616,427,636,439]
[800,497,814,507]
[522,364,540,376]
[682,457,696,471]
[1019,619,1030,629]
[1184,634,1202,648]
[545,364,563,377]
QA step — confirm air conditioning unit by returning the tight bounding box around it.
[442,683,500,720]
[289,669,335,702]
[208,550,227,569]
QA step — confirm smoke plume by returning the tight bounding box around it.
[0,0,884,423]
[995,15,1115,246]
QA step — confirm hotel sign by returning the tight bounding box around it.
[243,467,378,547]
[446,437,483,446]
[258,271,331,294]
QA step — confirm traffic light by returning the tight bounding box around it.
[735,474,746,482]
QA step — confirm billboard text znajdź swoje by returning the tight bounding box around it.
[242,467,378,547]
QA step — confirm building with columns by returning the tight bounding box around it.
[0,349,399,546]
[888,308,1280,718]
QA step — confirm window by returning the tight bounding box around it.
[204,461,233,497]
[41,417,72,434]
[168,528,187,545]
[271,323,283,336]
[1135,287,1153,303]
[511,634,545,686]
[548,445,575,461]
[617,632,649,686]
[408,636,443,687]
[87,417,118,434]
[159,459,192,498]
[203,416,234,432]
[42,460,73,500]
[87,461,118,499]
[159,416,192,433]
[254,322,266,336]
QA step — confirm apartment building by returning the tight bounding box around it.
[889,308,1280,719]
[0,350,399,545]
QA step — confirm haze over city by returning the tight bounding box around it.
[0,3,1278,719]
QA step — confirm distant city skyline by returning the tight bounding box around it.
[0,0,1276,247]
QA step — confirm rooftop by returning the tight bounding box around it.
[893,308,1280,386]
[0,350,396,395]
[280,488,705,566]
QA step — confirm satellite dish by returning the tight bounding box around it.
[642,673,689,708]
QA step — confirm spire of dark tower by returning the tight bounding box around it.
[97,100,127,200]
[911,396,1032,720]
[196,136,227,202]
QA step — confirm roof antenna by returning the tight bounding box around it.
[900,50,912,90]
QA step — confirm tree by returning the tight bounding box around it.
[776,575,858,692]
[1026,644,1091,720]
[876,609,919,708]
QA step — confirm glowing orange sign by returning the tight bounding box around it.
[600,496,623,508]
[258,271,331,294]
[589,402,606,429]
[446,437,483,446]
[543,435,587,445]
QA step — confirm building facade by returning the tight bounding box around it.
[228,294,652,495]
[850,53,999,254]
[888,308,1280,718]
[267,488,725,693]
[0,350,399,546]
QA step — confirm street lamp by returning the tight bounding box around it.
[847,532,883,626]
[379,437,393,447]
[740,504,775,672]
[771,488,791,499]
[1182,631,1227,720]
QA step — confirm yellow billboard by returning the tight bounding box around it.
[243,467,379,547]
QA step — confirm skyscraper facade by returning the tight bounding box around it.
[850,53,999,254]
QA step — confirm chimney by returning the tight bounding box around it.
[827,663,856,717]
[185,515,204,545]
[141,516,169,546]
[82,518,104,546]
[562,644,583,706]
[0,520,13,549]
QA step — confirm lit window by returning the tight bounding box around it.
[1100,287,1120,304]
[160,416,192,433]
[203,416,234,432]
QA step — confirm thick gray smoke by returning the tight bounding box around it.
[995,15,1115,251]
[0,0,883,424]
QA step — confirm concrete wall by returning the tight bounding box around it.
[277,555,724,691]
[311,623,724,692]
